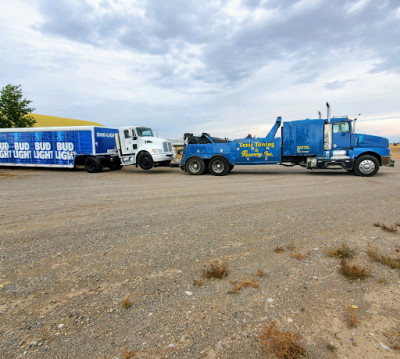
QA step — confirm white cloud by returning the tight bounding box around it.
[0,0,399,141]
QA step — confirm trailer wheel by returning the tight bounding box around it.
[354,155,379,177]
[186,157,205,175]
[137,152,154,170]
[209,157,229,176]
[84,157,103,173]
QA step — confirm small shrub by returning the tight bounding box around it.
[228,278,259,294]
[373,222,381,228]
[202,261,229,279]
[367,247,400,269]
[122,298,133,309]
[326,243,355,259]
[274,246,285,253]
[259,320,307,359]
[339,260,370,280]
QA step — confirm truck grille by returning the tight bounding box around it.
[163,141,173,153]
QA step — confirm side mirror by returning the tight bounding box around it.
[132,136,137,140]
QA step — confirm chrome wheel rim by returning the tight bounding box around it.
[359,159,375,174]
[211,160,224,174]
[189,160,201,173]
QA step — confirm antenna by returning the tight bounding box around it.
[318,111,321,119]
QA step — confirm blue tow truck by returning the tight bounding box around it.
[181,106,394,177]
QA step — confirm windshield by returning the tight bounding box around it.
[136,127,154,137]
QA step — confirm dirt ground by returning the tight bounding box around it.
[0,161,399,359]
[390,145,400,161]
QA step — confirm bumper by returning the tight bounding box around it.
[382,156,395,167]
[152,153,175,162]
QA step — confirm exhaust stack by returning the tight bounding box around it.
[318,111,321,119]
[326,102,331,123]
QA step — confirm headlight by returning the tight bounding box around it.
[152,149,161,154]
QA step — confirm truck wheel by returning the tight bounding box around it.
[186,157,205,175]
[228,165,235,173]
[354,155,379,177]
[209,157,229,176]
[137,152,154,170]
[84,157,103,173]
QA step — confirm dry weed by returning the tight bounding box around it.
[367,247,400,269]
[202,261,229,279]
[326,342,336,351]
[378,278,388,284]
[344,304,358,328]
[256,269,267,277]
[274,246,285,253]
[384,326,400,350]
[192,279,204,287]
[287,243,295,251]
[326,243,355,259]
[381,224,398,233]
[291,253,307,260]
[122,298,133,309]
[374,222,398,233]
[339,260,370,280]
[259,320,307,359]
[228,277,259,294]
[122,350,137,359]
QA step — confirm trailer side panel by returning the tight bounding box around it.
[0,128,94,168]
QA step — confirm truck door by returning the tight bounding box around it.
[119,128,138,155]
[332,121,351,150]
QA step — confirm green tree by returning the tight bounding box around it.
[0,84,36,128]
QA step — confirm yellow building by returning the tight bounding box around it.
[32,113,103,127]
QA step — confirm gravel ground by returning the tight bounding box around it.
[0,162,399,359]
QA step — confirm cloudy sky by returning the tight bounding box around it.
[1,0,399,141]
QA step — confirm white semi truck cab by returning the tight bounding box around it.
[117,126,175,170]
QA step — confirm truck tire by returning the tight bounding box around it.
[186,157,205,175]
[209,157,229,176]
[84,157,103,173]
[228,165,235,173]
[354,155,379,177]
[137,152,154,170]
